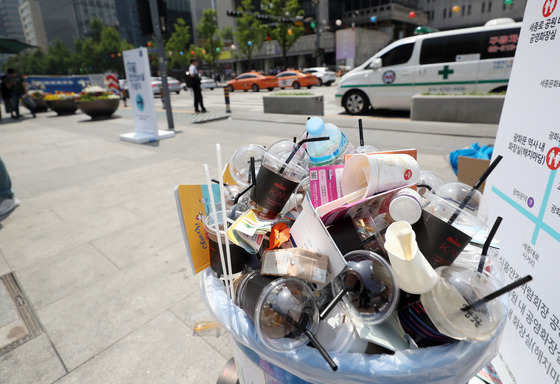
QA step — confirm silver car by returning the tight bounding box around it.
[302,67,336,86]
[151,77,183,95]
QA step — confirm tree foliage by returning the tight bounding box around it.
[196,9,224,73]
[164,18,192,69]
[263,0,305,66]
[234,0,266,70]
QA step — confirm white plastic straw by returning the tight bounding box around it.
[203,164,231,299]
[216,144,235,299]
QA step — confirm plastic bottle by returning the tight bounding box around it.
[305,117,353,166]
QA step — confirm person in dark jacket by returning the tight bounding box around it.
[1,75,15,118]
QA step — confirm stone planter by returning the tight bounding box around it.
[263,95,324,116]
[30,97,48,113]
[411,95,505,124]
[45,99,78,115]
[76,99,120,119]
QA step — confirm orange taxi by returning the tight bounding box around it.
[276,70,319,89]
[226,71,278,92]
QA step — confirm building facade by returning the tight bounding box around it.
[419,0,527,30]
[0,0,25,40]
[18,0,48,51]
[38,0,118,48]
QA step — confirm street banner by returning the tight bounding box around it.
[484,1,560,383]
[120,47,174,143]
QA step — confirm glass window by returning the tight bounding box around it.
[443,8,447,18]
[481,27,520,59]
[420,32,483,64]
[468,4,471,14]
[482,2,486,12]
[377,42,414,67]
[488,1,492,12]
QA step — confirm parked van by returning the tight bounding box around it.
[335,20,521,115]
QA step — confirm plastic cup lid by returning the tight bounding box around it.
[229,144,267,187]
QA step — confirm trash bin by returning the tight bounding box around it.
[200,268,507,384]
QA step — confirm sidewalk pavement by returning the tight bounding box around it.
[0,106,497,383]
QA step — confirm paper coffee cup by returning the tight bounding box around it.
[341,154,420,199]
[385,221,438,294]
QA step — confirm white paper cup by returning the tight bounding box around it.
[341,154,420,199]
[385,221,438,294]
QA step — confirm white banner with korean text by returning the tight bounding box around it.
[485,1,560,383]
[123,47,157,137]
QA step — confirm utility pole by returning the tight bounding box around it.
[314,0,321,67]
[148,0,174,129]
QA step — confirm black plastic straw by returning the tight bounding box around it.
[358,119,364,147]
[279,312,337,371]
[320,270,362,320]
[462,275,533,312]
[320,287,349,320]
[477,216,503,273]
[448,155,503,225]
[279,136,330,174]
[250,156,256,187]
[228,158,256,219]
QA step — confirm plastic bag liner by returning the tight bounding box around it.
[200,268,507,384]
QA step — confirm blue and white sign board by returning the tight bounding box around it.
[485,1,560,383]
[120,47,174,143]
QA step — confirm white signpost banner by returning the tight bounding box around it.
[485,1,560,383]
[120,47,174,143]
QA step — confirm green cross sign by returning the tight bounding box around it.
[438,65,455,79]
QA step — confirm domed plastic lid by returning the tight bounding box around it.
[435,181,488,223]
[333,250,400,325]
[306,117,325,137]
[255,277,319,351]
[229,144,267,187]
[267,139,310,169]
[420,266,503,341]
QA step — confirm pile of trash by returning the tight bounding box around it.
[178,117,530,383]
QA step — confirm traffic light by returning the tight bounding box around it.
[226,10,243,17]
[256,14,270,21]
[310,21,316,28]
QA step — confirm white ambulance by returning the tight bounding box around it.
[335,19,522,115]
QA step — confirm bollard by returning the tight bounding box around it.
[223,86,231,113]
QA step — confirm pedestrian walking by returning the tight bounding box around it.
[1,75,15,119]
[188,59,206,113]
[0,156,19,221]
[7,68,35,118]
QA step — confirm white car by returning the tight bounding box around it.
[201,76,217,90]
[183,76,218,90]
[302,67,336,86]
[151,77,182,95]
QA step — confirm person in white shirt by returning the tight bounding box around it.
[188,59,206,113]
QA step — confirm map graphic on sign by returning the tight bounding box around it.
[484,1,560,383]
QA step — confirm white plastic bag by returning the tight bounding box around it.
[200,268,507,384]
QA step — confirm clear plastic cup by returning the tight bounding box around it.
[421,266,503,341]
[332,250,400,325]
[203,213,250,277]
[435,181,489,223]
[412,192,486,269]
[249,151,308,220]
[236,272,320,352]
[229,144,267,187]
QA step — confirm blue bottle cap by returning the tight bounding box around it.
[306,117,325,137]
